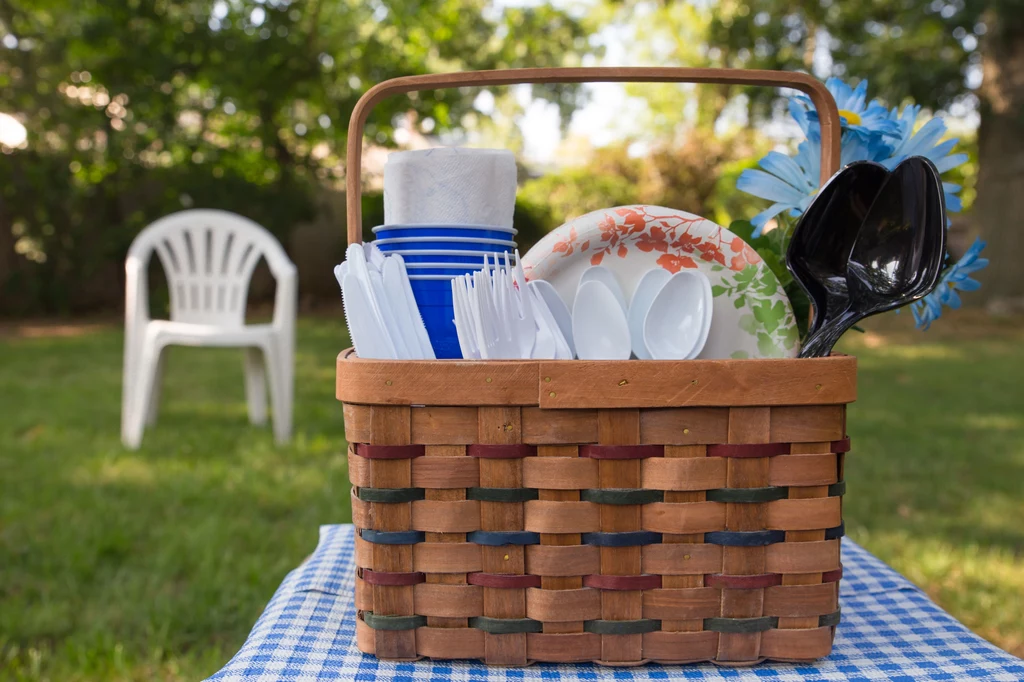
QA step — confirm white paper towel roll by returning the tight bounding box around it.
[383,148,517,228]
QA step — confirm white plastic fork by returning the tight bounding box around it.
[452,275,480,359]
[504,251,536,358]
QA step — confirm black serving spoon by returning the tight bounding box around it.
[788,161,890,338]
[799,157,947,358]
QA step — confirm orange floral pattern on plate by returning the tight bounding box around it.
[561,206,758,273]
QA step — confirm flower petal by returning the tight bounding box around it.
[737,169,807,205]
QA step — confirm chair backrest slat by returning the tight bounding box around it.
[127,210,294,326]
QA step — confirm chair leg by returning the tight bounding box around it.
[146,347,166,426]
[124,340,162,449]
[244,347,268,426]
[264,337,293,444]
[121,338,138,447]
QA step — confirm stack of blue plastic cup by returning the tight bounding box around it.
[372,224,517,358]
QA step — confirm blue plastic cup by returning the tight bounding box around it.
[409,279,460,358]
[394,251,491,264]
[372,223,517,241]
[376,239,515,253]
[405,266,483,276]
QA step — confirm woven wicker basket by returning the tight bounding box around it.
[339,67,855,667]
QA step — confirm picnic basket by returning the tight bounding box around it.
[338,67,856,666]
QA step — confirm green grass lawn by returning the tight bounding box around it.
[1,314,1022,681]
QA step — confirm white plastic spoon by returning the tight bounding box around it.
[628,268,672,359]
[528,279,575,358]
[572,280,631,360]
[579,265,628,314]
[643,270,713,360]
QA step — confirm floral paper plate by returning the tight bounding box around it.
[522,205,799,359]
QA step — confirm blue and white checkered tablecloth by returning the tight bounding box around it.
[207,525,1023,681]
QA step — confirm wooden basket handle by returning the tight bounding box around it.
[346,66,841,244]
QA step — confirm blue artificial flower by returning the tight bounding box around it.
[737,141,819,234]
[881,105,970,212]
[911,238,988,330]
[739,77,970,236]
[794,77,902,142]
[737,127,892,235]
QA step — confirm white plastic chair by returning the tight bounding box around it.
[121,209,297,448]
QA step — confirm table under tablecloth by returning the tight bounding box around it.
[206,524,1022,681]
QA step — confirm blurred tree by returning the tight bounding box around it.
[519,129,766,230]
[707,0,1024,305]
[0,0,593,314]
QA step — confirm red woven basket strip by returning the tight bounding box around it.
[360,569,426,586]
[579,445,664,460]
[582,574,663,590]
[467,572,542,589]
[831,437,851,453]
[353,444,425,460]
[704,573,783,589]
[821,566,844,583]
[467,444,537,459]
[706,443,791,458]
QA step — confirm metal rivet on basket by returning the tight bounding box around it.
[684,554,690,560]
[683,428,690,434]
[815,383,823,390]
[385,380,392,386]
[544,376,551,383]
[691,379,699,385]
[618,379,628,386]
[504,554,510,561]
[549,391,556,398]
[486,377,492,383]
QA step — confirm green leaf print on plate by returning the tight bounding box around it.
[711,263,797,357]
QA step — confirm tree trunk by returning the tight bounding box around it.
[974,10,1024,308]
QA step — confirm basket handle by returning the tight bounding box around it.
[346,67,841,244]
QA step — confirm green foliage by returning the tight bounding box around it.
[518,131,766,240]
[0,0,592,314]
[705,0,1022,112]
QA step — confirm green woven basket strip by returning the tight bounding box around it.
[705,486,788,503]
[584,619,662,635]
[703,616,780,633]
[828,481,846,497]
[468,616,543,634]
[357,487,426,503]
[362,612,427,631]
[580,489,664,505]
[819,609,842,627]
[466,487,540,503]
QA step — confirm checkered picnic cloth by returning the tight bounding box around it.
[206,525,1023,681]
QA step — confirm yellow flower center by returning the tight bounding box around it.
[838,109,862,126]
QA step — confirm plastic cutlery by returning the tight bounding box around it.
[504,252,536,358]
[628,268,671,359]
[573,280,631,360]
[528,279,574,358]
[365,269,412,359]
[383,256,435,358]
[579,266,628,314]
[365,242,387,272]
[644,270,712,360]
[381,259,430,359]
[342,272,397,359]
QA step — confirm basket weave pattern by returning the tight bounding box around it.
[341,355,855,666]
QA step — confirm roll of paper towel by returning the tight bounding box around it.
[383,148,517,228]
